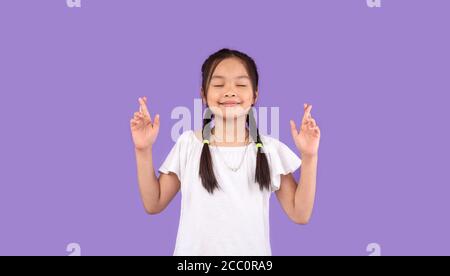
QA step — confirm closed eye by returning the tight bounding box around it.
[213,85,224,87]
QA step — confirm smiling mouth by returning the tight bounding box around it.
[219,102,241,107]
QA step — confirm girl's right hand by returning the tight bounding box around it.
[130,97,160,151]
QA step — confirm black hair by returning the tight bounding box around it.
[199,48,271,194]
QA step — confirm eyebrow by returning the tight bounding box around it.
[211,75,250,80]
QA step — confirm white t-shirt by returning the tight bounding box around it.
[158,130,302,256]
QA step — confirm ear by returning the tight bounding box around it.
[200,89,207,105]
[253,90,259,105]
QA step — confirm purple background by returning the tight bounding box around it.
[0,0,449,255]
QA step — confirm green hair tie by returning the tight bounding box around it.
[203,139,210,145]
[256,143,263,148]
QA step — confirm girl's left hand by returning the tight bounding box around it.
[290,103,321,158]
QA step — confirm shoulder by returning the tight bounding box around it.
[174,129,198,145]
[193,129,203,142]
[259,134,282,150]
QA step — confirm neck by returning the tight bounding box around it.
[212,116,248,145]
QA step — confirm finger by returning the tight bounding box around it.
[138,97,152,121]
[131,116,141,126]
[134,111,143,120]
[139,97,148,111]
[305,120,312,129]
[301,119,308,131]
[314,126,320,137]
[302,117,313,127]
[130,119,139,129]
[141,97,148,109]
[153,114,160,129]
[305,104,312,117]
[302,104,313,123]
[290,120,298,137]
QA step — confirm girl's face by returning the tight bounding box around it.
[202,57,258,119]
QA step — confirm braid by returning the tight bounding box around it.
[199,107,220,193]
[247,107,271,191]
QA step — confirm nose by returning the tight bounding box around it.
[224,91,236,97]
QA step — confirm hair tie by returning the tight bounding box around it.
[203,139,210,145]
[256,143,263,148]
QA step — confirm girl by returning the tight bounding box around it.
[130,48,321,256]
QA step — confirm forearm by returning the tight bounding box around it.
[134,147,161,212]
[294,154,318,223]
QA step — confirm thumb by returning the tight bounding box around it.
[153,114,160,128]
[290,120,298,138]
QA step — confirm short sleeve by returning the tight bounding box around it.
[158,131,191,182]
[267,139,302,192]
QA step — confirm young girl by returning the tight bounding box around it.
[130,48,321,256]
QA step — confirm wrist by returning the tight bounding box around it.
[300,153,318,161]
[135,146,152,154]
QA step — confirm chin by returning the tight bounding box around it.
[210,104,251,117]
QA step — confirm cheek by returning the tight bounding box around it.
[241,90,255,103]
[210,95,221,103]
[205,89,220,103]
